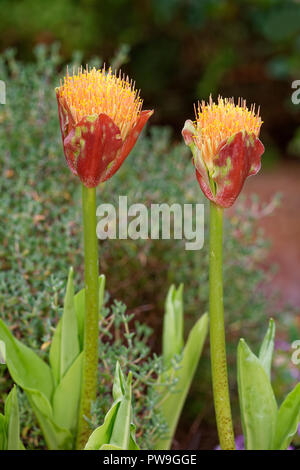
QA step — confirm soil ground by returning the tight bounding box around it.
[243,161,300,310]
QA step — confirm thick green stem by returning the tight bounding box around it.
[209,201,235,450]
[76,185,99,449]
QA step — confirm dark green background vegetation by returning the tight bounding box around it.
[1,0,300,158]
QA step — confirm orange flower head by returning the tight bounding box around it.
[193,96,262,168]
[56,66,153,187]
[182,96,264,208]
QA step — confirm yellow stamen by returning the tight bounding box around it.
[57,66,143,140]
[194,96,263,164]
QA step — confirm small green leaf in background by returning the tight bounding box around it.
[154,284,208,450]
[258,318,275,379]
[4,386,20,450]
[109,372,133,449]
[272,383,300,450]
[0,386,24,450]
[237,338,277,450]
[163,284,184,368]
[60,267,80,379]
[49,319,62,387]
[85,362,139,450]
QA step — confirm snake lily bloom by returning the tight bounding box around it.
[182,96,264,208]
[56,67,153,187]
[55,66,153,448]
[182,97,264,450]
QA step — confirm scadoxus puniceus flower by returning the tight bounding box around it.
[182,96,264,208]
[56,66,153,187]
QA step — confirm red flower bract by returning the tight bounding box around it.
[56,67,153,188]
[182,97,264,208]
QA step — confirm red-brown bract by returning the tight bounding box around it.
[56,66,153,187]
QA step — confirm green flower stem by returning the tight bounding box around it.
[209,201,235,450]
[76,185,99,449]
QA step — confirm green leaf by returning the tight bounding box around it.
[85,364,139,451]
[25,388,73,450]
[154,312,208,450]
[60,267,80,378]
[272,383,300,450]
[128,423,139,450]
[52,352,83,436]
[162,284,184,367]
[0,319,53,400]
[258,318,275,379]
[5,386,20,450]
[0,320,73,449]
[0,414,7,450]
[49,319,62,387]
[238,339,278,450]
[110,372,133,449]
[112,361,126,401]
[85,402,119,450]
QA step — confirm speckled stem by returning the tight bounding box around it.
[76,185,99,449]
[209,201,235,450]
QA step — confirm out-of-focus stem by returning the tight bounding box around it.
[209,201,235,450]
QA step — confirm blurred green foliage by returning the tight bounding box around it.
[1,0,300,157]
[0,46,297,449]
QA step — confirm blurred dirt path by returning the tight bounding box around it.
[243,162,300,309]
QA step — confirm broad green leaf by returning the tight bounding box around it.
[110,372,133,449]
[85,403,119,450]
[258,318,275,379]
[154,312,208,450]
[25,388,73,450]
[238,339,278,450]
[0,414,7,450]
[52,352,83,435]
[0,319,53,400]
[163,284,184,367]
[60,267,80,378]
[272,383,300,450]
[5,386,20,450]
